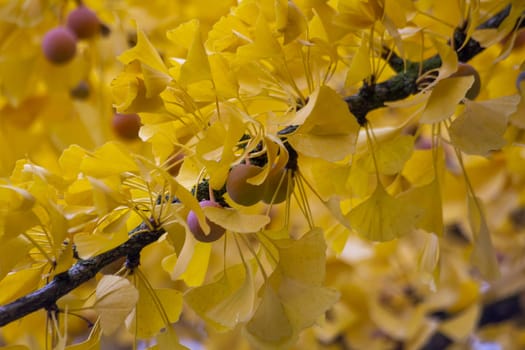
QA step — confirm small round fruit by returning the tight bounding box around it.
[70,80,90,99]
[226,164,266,206]
[66,6,100,39]
[112,113,141,140]
[262,168,294,204]
[187,200,226,242]
[450,63,481,100]
[42,27,77,64]
[516,71,525,93]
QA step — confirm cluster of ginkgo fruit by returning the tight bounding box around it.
[42,5,101,64]
[42,3,142,141]
[187,160,296,242]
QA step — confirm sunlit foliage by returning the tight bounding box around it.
[1,0,525,349]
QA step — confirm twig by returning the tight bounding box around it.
[0,223,165,327]
[348,5,524,125]
[0,2,523,336]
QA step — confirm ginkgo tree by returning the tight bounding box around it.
[1,0,525,349]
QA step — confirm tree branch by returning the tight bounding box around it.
[0,223,165,327]
[347,5,524,125]
[0,4,523,344]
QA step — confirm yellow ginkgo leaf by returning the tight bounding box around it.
[298,155,351,201]
[237,14,283,62]
[472,2,525,48]
[419,232,440,285]
[278,1,307,44]
[118,26,168,74]
[195,109,246,189]
[510,90,525,128]
[468,195,500,280]
[345,36,372,87]
[449,96,519,156]
[347,183,422,241]
[80,142,140,177]
[309,5,347,43]
[141,65,171,99]
[0,186,40,241]
[88,177,128,216]
[162,239,211,286]
[205,9,249,52]
[288,86,360,162]
[58,145,88,181]
[126,276,183,339]
[65,321,101,349]
[337,0,380,29]
[179,22,212,86]
[154,326,188,350]
[0,236,31,281]
[207,261,256,328]
[438,304,480,341]
[245,135,285,187]
[0,185,35,211]
[420,76,474,123]
[277,276,339,330]
[273,227,327,285]
[167,176,209,236]
[74,228,128,259]
[399,179,443,235]
[402,148,443,187]
[384,0,416,27]
[204,206,269,233]
[244,284,295,350]
[185,261,256,330]
[167,19,200,50]
[360,133,414,175]
[94,275,139,335]
[0,264,44,305]
[111,72,156,113]
[209,54,239,99]
[432,38,459,81]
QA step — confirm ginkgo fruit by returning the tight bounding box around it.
[42,27,77,64]
[451,63,481,100]
[70,80,90,99]
[226,164,266,206]
[66,6,101,39]
[187,200,226,242]
[112,113,141,140]
[262,168,294,204]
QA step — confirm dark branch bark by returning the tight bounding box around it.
[0,223,165,327]
[348,5,524,125]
